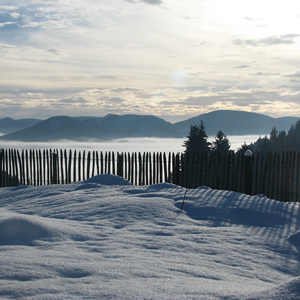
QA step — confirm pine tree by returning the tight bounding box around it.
[269,127,279,151]
[183,125,200,154]
[197,121,211,153]
[183,121,210,154]
[286,124,295,150]
[277,130,287,151]
[294,120,300,151]
[254,135,271,154]
[211,130,231,153]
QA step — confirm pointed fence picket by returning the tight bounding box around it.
[0,148,299,202]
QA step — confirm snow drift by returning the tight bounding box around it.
[0,174,299,299]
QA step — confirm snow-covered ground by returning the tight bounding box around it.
[0,174,299,299]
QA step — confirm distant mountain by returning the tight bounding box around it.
[0,116,89,141]
[0,115,182,142]
[0,110,299,142]
[0,117,41,134]
[175,110,299,136]
[83,114,181,139]
[276,116,300,126]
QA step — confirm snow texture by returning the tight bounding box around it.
[0,174,300,299]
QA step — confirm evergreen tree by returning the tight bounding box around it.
[294,120,300,151]
[254,135,271,154]
[183,125,200,154]
[197,120,211,153]
[286,124,295,150]
[269,127,279,151]
[277,130,287,151]
[211,130,231,153]
[183,120,210,154]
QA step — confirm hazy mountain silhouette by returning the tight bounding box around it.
[0,110,299,141]
[0,115,181,141]
[0,117,41,134]
[83,114,181,139]
[0,116,93,141]
[175,110,299,136]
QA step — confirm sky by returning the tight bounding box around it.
[0,174,300,299]
[1,0,300,122]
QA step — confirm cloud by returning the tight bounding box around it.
[107,97,126,103]
[192,40,207,47]
[0,22,15,27]
[164,90,300,110]
[179,95,224,106]
[0,2,78,33]
[233,65,250,69]
[1,84,300,120]
[234,34,300,46]
[46,48,61,55]
[22,19,72,29]
[126,0,163,5]
[244,17,257,21]
[0,42,66,62]
[58,97,88,104]
[111,87,140,93]
[0,6,18,10]
[10,12,20,19]
[285,72,300,78]
[278,84,300,92]
[142,0,163,4]
[249,72,280,76]
[0,10,19,28]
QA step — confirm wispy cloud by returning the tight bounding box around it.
[233,65,250,69]
[234,34,300,46]
[249,72,280,76]
[127,0,163,4]
[0,22,16,27]
[142,0,163,5]
[285,71,300,78]
[58,97,89,104]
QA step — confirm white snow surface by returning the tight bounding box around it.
[0,174,300,299]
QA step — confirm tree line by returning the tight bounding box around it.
[238,120,300,154]
[183,119,300,155]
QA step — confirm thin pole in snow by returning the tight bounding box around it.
[181,188,188,211]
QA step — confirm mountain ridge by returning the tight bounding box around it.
[0,117,41,134]
[0,114,181,141]
[174,110,299,135]
[0,110,299,142]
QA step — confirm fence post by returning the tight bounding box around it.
[117,153,123,177]
[244,150,253,195]
[0,149,3,187]
[51,152,58,184]
[174,153,180,185]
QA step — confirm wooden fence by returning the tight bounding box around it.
[0,148,299,202]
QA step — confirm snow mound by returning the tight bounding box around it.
[83,174,132,185]
[146,182,182,191]
[0,217,51,245]
[180,191,286,227]
[0,214,88,245]
[246,276,300,299]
